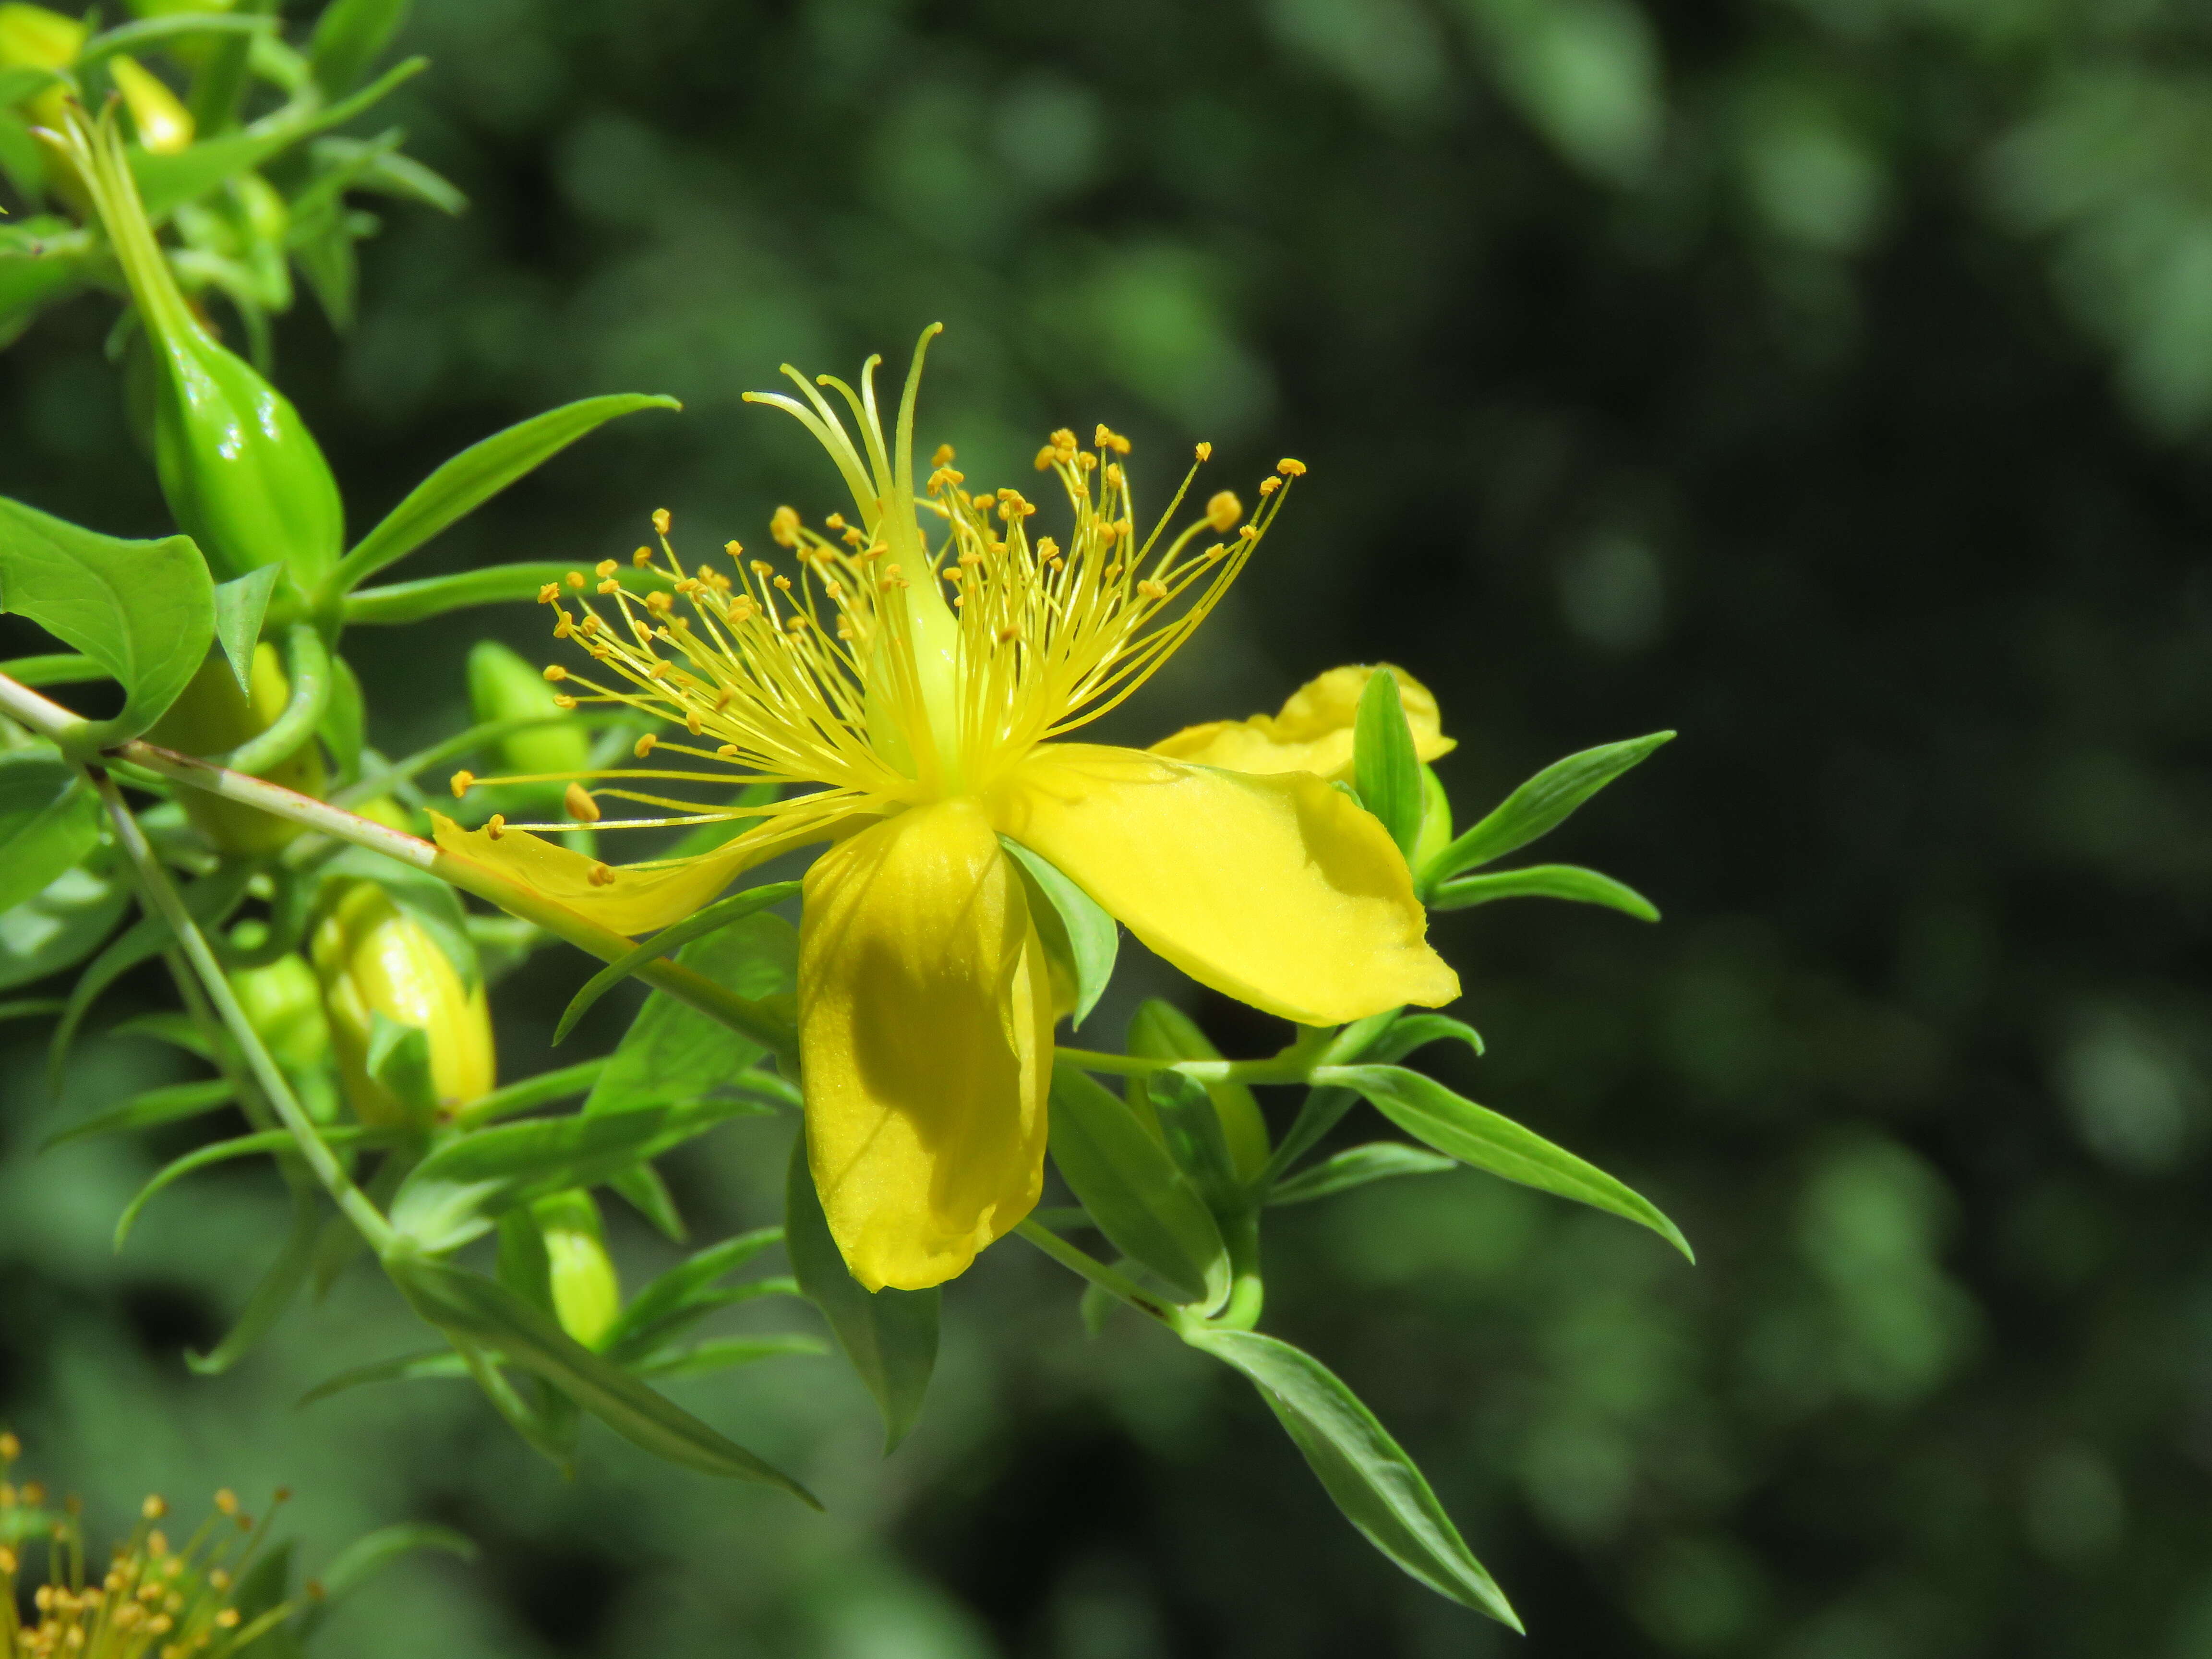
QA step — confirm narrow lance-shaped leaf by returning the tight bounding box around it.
[599,1226,783,1364]
[184,1186,319,1375]
[342,560,678,625]
[1421,730,1674,890]
[555,882,799,1044]
[1268,1142,1460,1207]
[785,1134,938,1454]
[0,749,100,914]
[1181,1325,1521,1627]
[0,496,215,750]
[332,394,683,593]
[1314,1063,1694,1261]
[586,912,796,1117]
[1429,862,1659,921]
[1047,1062,1229,1309]
[1354,667,1425,860]
[382,1249,818,1500]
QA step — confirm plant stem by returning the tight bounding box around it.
[1014,1219,1181,1327]
[91,768,396,1253]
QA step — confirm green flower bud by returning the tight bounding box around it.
[0,4,83,131]
[107,53,192,155]
[66,112,343,592]
[229,952,331,1073]
[468,639,589,779]
[530,1190,621,1349]
[147,643,326,854]
[310,880,495,1128]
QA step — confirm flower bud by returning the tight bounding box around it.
[467,640,589,779]
[0,4,83,132]
[147,643,326,854]
[67,112,343,592]
[107,54,192,154]
[229,952,331,1073]
[530,1190,621,1349]
[310,880,494,1128]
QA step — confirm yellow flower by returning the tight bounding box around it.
[434,329,1457,1291]
[1150,662,1455,781]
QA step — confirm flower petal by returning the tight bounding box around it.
[429,805,860,938]
[992,745,1459,1025]
[1148,663,1455,781]
[799,798,1050,1291]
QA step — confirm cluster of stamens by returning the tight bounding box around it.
[0,1436,296,1659]
[452,389,1303,854]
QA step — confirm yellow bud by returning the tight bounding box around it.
[146,644,325,854]
[310,881,494,1127]
[532,1190,621,1348]
[108,55,192,155]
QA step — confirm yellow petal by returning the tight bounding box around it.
[1148,663,1455,781]
[429,805,860,938]
[799,798,1050,1291]
[991,745,1459,1025]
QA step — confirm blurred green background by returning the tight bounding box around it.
[5,0,2212,1653]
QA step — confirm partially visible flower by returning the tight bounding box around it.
[436,330,1457,1291]
[0,1435,295,1659]
[1150,663,1454,781]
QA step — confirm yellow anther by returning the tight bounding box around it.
[633,547,654,567]
[725,539,744,557]
[634,734,657,758]
[646,590,673,615]
[1206,491,1243,531]
[1050,427,1077,451]
[1034,445,1058,471]
[449,771,474,798]
[595,560,618,578]
[770,507,801,547]
[1277,457,1307,476]
[932,443,956,467]
[1259,476,1281,496]
[1137,579,1168,600]
[214,1491,238,1516]
[717,743,740,758]
[564,783,601,822]
[772,575,792,591]
[215,1610,240,1630]
[143,1496,166,1520]
[486,815,505,840]
[1195,441,1213,461]
[996,624,1022,643]
[751,560,772,577]
[1105,462,1124,487]
[552,694,577,709]
[537,583,560,603]
[565,571,585,589]
[588,862,614,887]
[598,579,620,594]
[1037,537,1059,561]
[652,507,672,534]
[542,664,568,682]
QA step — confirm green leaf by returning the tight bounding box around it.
[1314,1064,1694,1261]
[634,1334,827,1379]
[785,1134,938,1453]
[555,882,799,1045]
[319,652,367,781]
[382,1250,816,1499]
[1429,862,1659,921]
[185,1187,318,1375]
[210,563,281,694]
[1354,667,1425,860]
[1000,837,1118,1029]
[41,1077,233,1151]
[77,11,275,68]
[0,866,129,993]
[599,1226,782,1363]
[115,1125,384,1248]
[297,1347,469,1407]
[390,1098,766,1252]
[340,560,677,625]
[610,1163,686,1242]
[0,654,106,687]
[307,0,413,96]
[1268,1142,1460,1206]
[366,1012,437,1122]
[1181,1326,1520,1626]
[1046,1063,1229,1308]
[295,1522,478,1642]
[332,394,683,593]
[1361,1012,1486,1063]
[457,1058,606,1127]
[1421,730,1673,889]
[1127,999,1271,1180]
[0,748,100,914]
[0,495,216,750]
[585,912,796,1116]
